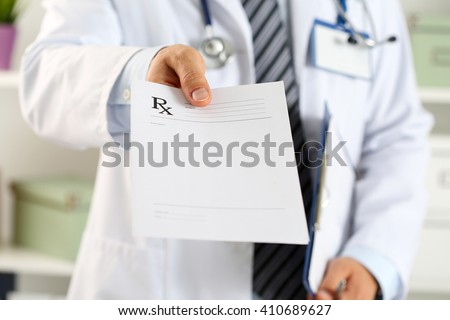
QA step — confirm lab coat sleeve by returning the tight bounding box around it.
[342,245,401,299]
[340,0,434,299]
[108,49,158,142]
[19,0,161,149]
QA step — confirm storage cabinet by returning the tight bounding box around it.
[409,136,450,297]
[427,137,450,219]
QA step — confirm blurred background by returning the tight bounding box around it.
[0,0,449,299]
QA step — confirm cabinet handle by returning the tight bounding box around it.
[432,47,450,67]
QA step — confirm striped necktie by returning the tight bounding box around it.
[241,0,314,300]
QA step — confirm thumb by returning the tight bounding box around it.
[167,45,212,107]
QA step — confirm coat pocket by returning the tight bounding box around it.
[68,233,165,299]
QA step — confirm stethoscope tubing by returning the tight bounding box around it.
[334,0,396,48]
[200,0,213,28]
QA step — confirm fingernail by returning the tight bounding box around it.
[192,88,209,102]
[317,290,333,300]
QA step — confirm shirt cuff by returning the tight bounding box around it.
[107,48,161,139]
[340,246,401,300]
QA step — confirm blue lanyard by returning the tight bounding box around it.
[337,0,347,26]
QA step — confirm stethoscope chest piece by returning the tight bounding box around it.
[198,0,233,69]
[199,36,233,69]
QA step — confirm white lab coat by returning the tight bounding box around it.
[20,0,432,299]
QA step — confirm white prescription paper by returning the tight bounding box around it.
[131,81,309,244]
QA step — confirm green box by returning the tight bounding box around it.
[410,16,450,87]
[12,177,94,261]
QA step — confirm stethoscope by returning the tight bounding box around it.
[198,0,233,69]
[198,0,397,69]
[333,0,397,48]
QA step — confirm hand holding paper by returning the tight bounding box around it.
[131,81,309,244]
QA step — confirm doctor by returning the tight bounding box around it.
[20,0,432,300]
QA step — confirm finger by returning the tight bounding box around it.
[315,290,333,300]
[165,45,212,107]
[317,260,351,300]
[339,272,378,300]
[339,278,359,300]
[147,59,182,88]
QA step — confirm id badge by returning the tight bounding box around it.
[310,19,373,80]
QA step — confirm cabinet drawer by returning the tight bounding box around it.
[427,137,450,220]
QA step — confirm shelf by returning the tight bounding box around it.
[0,246,74,277]
[419,87,450,105]
[0,71,19,89]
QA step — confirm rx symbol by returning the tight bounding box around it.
[151,96,173,116]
